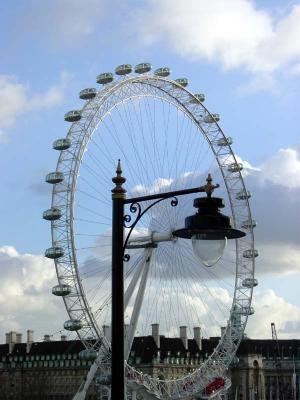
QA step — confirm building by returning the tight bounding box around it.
[230,338,300,400]
[1,326,300,400]
[0,330,94,400]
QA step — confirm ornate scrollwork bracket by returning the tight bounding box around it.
[122,196,178,261]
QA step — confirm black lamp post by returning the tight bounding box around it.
[111,161,245,400]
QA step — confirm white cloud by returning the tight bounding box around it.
[236,146,300,278]
[259,147,300,188]
[0,246,65,341]
[132,177,174,196]
[256,243,300,276]
[134,0,300,74]
[0,72,71,141]
[247,289,300,339]
[236,73,278,95]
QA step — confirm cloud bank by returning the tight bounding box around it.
[133,0,300,74]
[0,72,70,141]
[0,246,65,341]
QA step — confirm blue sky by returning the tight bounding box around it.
[0,0,299,342]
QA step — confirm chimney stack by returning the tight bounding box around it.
[44,334,51,342]
[6,331,17,353]
[151,323,160,349]
[193,327,202,351]
[180,326,188,350]
[16,333,22,343]
[26,330,34,353]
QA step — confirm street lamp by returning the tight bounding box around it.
[111,161,245,400]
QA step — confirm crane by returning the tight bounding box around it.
[271,322,284,400]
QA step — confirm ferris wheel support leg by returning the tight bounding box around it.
[124,254,148,309]
[125,248,153,360]
[72,362,99,400]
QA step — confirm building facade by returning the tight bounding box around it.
[1,327,300,400]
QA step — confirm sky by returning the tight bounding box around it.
[0,0,299,343]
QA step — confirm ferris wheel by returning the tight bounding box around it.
[44,63,258,399]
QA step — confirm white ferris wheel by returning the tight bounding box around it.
[44,63,258,400]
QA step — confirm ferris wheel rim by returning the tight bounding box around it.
[48,72,256,397]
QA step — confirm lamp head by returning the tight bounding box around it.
[173,195,246,266]
[173,196,246,240]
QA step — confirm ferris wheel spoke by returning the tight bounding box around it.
[84,151,113,187]
[172,245,229,334]
[121,98,152,177]
[77,204,111,221]
[74,218,111,226]
[101,114,146,191]
[161,244,208,334]
[136,98,158,181]
[76,188,110,206]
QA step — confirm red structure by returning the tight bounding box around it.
[203,377,225,395]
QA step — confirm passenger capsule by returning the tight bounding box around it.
[154,67,171,77]
[134,63,152,74]
[79,349,98,361]
[96,73,114,84]
[236,190,251,200]
[217,137,233,146]
[53,138,71,151]
[243,249,259,258]
[227,163,243,173]
[115,64,133,75]
[45,172,64,184]
[241,219,257,229]
[79,88,97,100]
[64,110,82,122]
[190,94,205,103]
[242,278,258,288]
[52,284,72,296]
[64,319,83,331]
[203,113,220,123]
[45,246,64,259]
[235,306,255,316]
[42,207,62,221]
[175,78,188,87]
